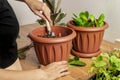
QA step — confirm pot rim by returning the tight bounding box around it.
[28,26,76,43]
[67,20,108,32]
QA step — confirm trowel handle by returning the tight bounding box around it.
[46,20,51,32]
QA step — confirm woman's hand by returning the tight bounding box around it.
[24,0,51,22]
[41,61,70,80]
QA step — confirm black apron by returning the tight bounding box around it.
[0,0,19,68]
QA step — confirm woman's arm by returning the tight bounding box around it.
[17,0,51,22]
[0,69,47,80]
[0,61,70,80]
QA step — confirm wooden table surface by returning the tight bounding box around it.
[17,23,118,80]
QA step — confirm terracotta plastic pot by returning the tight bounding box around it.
[67,20,108,58]
[28,26,76,65]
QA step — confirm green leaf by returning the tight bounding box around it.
[58,9,62,13]
[51,12,60,22]
[55,0,61,13]
[37,19,46,25]
[100,53,109,59]
[90,67,95,72]
[84,11,89,19]
[97,55,103,61]
[69,60,86,66]
[98,13,105,23]
[80,12,88,21]
[73,18,83,26]
[73,13,78,18]
[90,14,95,22]
[51,0,55,13]
[99,21,104,27]
[79,12,84,17]
[96,21,104,27]
[68,56,86,67]
[54,12,67,23]
[102,70,110,79]
[84,21,93,27]
[95,61,106,67]
[110,55,120,67]
[18,51,26,59]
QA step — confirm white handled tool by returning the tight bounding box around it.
[45,19,51,34]
[45,20,55,37]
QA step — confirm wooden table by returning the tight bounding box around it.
[17,23,118,80]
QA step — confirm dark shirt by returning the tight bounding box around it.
[0,0,19,68]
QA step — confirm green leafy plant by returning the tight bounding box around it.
[90,50,120,80]
[68,56,86,67]
[37,0,66,26]
[72,11,105,27]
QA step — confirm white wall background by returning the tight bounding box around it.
[8,0,120,43]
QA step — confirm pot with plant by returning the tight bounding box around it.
[28,0,76,65]
[89,49,120,80]
[67,11,108,58]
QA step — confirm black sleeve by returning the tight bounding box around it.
[0,0,19,68]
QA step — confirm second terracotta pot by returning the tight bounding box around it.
[67,20,108,58]
[28,26,76,65]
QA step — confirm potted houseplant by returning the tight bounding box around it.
[67,11,108,58]
[37,0,66,26]
[89,49,120,80]
[28,0,76,65]
[28,26,76,65]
